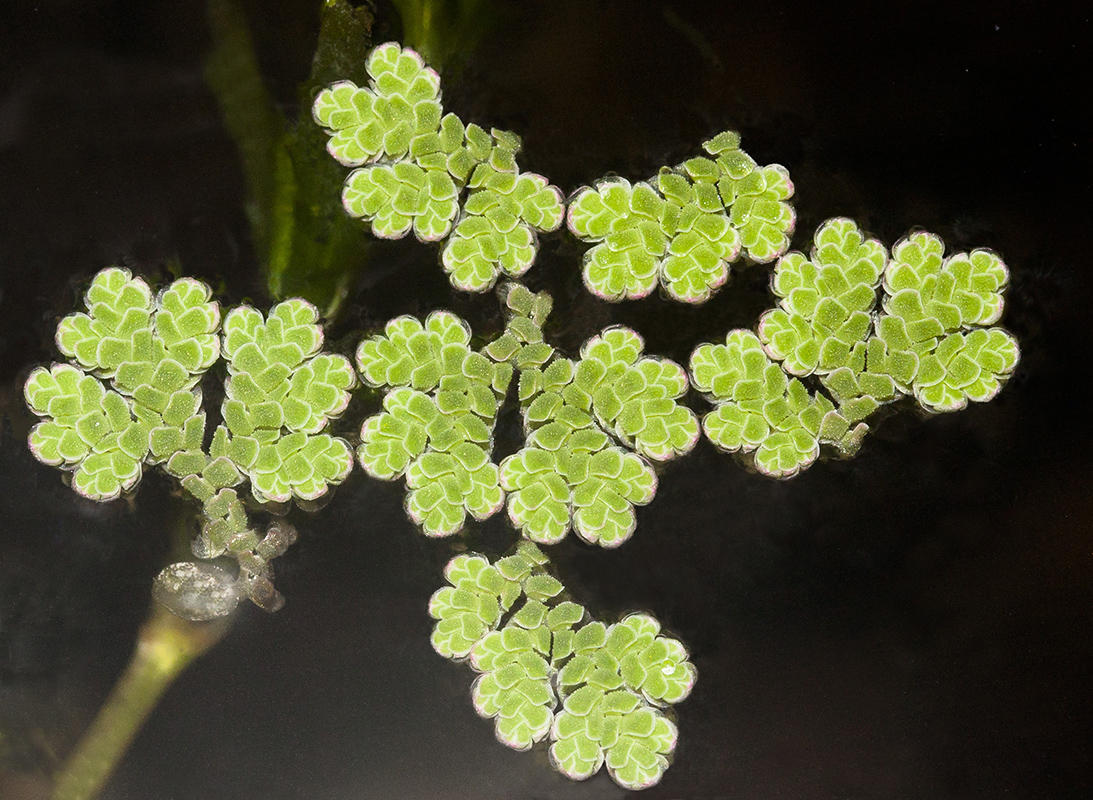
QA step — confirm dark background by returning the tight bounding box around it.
[1,1,1091,798]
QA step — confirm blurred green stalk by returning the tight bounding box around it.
[205,0,375,319]
[50,607,231,800]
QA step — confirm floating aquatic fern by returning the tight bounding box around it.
[691,218,1020,477]
[313,42,565,292]
[219,299,356,503]
[355,311,512,536]
[26,268,218,501]
[567,130,795,303]
[25,267,356,615]
[357,283,696,546]
[487,284,698,547]
[26,19,1030,800]
[429,543,695,790]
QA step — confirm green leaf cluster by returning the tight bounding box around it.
[356,311,512,536]
[25,268,219,500]
[875,232,1018,411]
[314,42,564,291]
[567,130,795,303]
[692,218,1020,476]
[429,544,695,790]
[490,287,697,547]
[26,267,357,615]
[690,330,834,478]
[219,299,356,504]
[442,163,565,292]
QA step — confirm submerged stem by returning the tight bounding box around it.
[49,606,230,800]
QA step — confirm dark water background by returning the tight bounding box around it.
[1,1,1091,798]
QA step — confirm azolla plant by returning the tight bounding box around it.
[25,273,699,791]
[25,268,355,616]
[428,542,695,790]
[356,283,698,549]
[27,38,1022,796]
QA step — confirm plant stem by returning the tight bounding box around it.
[49,606,230,800]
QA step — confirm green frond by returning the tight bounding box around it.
[312,43,441,166]
[873,234,1019,412]
[884,233,1009,329]
[315,43,563,290]
[567,131,795,304]
[758,217,885,377]
[431,546,694,790]
[221,298,356,504]
[355,309,510,536]
[27,269,224,501]
[342,162,459,240]
[690,330,831,478]
[442,166,564,292]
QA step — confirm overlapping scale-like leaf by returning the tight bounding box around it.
[356,311,511,536]
[500,437,657,548]
[758,217,886,376]
[432,546,694,791]
[248,431,354,504]
[442,166,564,292]
[30,269,225,500]
[909,327,1020,412]
[567,179,668,301]
[55,267,154,377]
[221,299,355,503]
[491,302,691,547]
[577,327,699,462]
[316,43,561,290]
[659,200,741,303]
[702,130,796,263]
[24,364,148,500]
[55,268,219,401]
[312,43,441,166]
[470,604,559,750]
[690,330,832,478]
[884,232,1009,330]
[428,545,549,659]
[550,687,678,790]
[567,131,794,304]
[874,234,1019,412]
[342,162,459,240]
[405,444,504,536]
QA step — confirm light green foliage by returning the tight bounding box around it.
[551,687,678,790]
[442,165,565,292]
[489,286,695,547]
[356,311,512,536]
[565,179,661,299]
[220,299,356,503]
[501,441,657,548]
[431,545,695,790]
[342,161,458,241]
[702,130,796,263]
[577,328,699,462]
[25,267,342,614]
[693,219,1020,476]
[315,43,564,291]
[758,217,886,376]
[566,130,794,303]
[876,232,1019,411]
[25,268,219,500]
[481,282,555,370]
[312,44,441,166]
[25,365,147,500]
[690,330,833,478]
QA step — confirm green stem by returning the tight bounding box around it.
[50,606,230,800]
[204,0,285,264]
